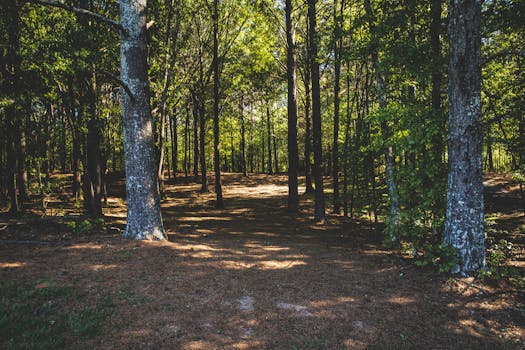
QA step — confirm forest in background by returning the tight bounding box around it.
[0,0,524,276]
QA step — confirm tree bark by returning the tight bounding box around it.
[285,0,299,211]
[192,96,199,180]
[212,0,223,207]
[266,105,273,175]
[119,0,165,240]
[308,0,325,223]
[240,97,247,176]
[444,0,485,275]
[4,0,22,213]
[332,0,344,214]
[431,0,444,162]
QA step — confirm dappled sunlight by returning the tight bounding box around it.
[0,262,27,268]
[309,296,356,308]
[89,263,119,271]
[385,296,416,305]
[1,173,522,349]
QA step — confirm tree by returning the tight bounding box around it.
[119,0,166,240]
[285,0,299,212]
[211,0,224,208]
[308,0,325,223]
[444,0,485,275]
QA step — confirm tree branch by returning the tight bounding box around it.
[99,69,134,102]
[32,0,125,35]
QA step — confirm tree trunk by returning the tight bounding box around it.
[192,97,199,180]
[285,0,299,211]
[266,105,273,175]
[4,0,22,213]
[444,0,484,275]
[308,0,325,223]
[86,117,103,217]
[364,0,400,242]
[304,7,314,195]
[332,0,343,215]
[198,101,208,191]
[212,0,223,207]
[184,104,189,178]
[17,118,29,201]
[240,97,247,176]
[119,0,165,240]
[171,114,178,179]
[431,0,444,162]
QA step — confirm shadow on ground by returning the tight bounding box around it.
[1,173,523,349]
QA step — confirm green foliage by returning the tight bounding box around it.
[412,243,459,274]
[67,218,105,235]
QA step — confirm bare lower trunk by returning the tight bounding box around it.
[240,98,247,176]
[120,0,165,240]
[266,105,273,175]
[444,0,484,275]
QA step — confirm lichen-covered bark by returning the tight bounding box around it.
[119,0,165,240]
[444,0,485,275]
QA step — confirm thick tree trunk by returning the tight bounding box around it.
[285,0,299,211]
[308,0,325,223]
[444,0,485,275]
[119,0,165,240]
[199,102,207,192]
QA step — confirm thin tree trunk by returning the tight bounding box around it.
[212,0,223,207]
[273,129,278,174]
[364,0,400,242]
[17,117,29,201]
[285,0,299,211]
[332,0,344,214]
[199,102,207,191]
[308,0,325,223]
[171,114,178,179]
[184,104,189,178]
[304,8,314,195]
[444,0,484,275]
[192,97,199,180]
[266,105,273,175]
[240,97,247,176]
[431,0,444,163]
[120,0,165,240]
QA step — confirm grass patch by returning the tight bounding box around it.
[0,280,110,349]
[66,308,105,338]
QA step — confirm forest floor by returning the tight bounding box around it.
[0,173,524,349]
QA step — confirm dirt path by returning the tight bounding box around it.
[1,173,524,349]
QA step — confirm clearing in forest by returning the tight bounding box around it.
[1,173,524,349]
